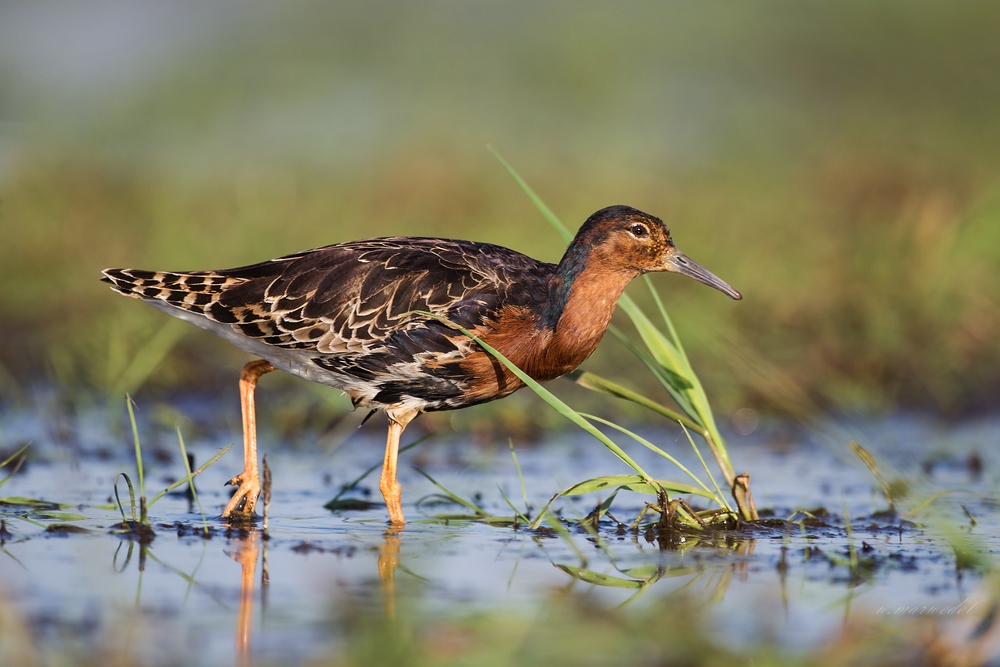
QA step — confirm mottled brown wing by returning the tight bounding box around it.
[102,237,553,407]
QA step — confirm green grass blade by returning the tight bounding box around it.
[125,395,145,504]
[176,427,209,535]
[497,484,529,523]
[843,497,857,573]
[508,439,530,516]
[579,414,720,505]
[643,275,689,361]
[903,490,979,518]
[326,435,432,507]
[557,475,647,496]
[1,546,29,572]
[679,422,732,513]
[563,475,709,498]
[849,441,894,510]
[146,444,234,508]
[114,472,136,522]
[529,474,716,529]
[611,323,735,492]
[414,467,486,516]
[420,313,655,484]
[607,326,698,417]
[34,511,86,521]
[617,299,702,414]
[592,488,622,523]
[570,371,695,429]
[487,146,573,243]
[0,442,30,471]
[0,443,30,489]
[8,514,46,529]
[0,497,65,509]
[621,289,730,467]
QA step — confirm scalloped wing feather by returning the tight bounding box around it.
[102,238,554,410]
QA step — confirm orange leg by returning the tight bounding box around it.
[379,409,417,526]
[224,359,275,517]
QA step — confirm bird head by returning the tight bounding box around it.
[577,205,742,300]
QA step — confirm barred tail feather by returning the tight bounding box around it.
[100,268,244,315]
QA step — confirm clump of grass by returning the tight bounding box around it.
[421,310,729,530]
[114,396,232,535]
[327,152,754,528]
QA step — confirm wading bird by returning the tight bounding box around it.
[102,205,741,525]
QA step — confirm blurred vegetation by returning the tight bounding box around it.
[2,586,985,667]
[1,1,999,422]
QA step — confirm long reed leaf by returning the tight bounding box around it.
[0,443,30,489]
[497,484,529,523]
[176,427,209,535]
[418,312,657,485]
[509,439,530,516]
[414,467,486,516]
[487,146,573,243]
[679,422,731,513]
[145,444,234,508]
[579,414,721,504]
[125,395,145,501]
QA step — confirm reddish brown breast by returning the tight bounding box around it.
[457,265,635,403]
[533,263,635,378]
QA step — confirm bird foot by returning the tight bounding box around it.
[223,472,261,517]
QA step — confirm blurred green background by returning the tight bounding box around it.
[1,1,999,423]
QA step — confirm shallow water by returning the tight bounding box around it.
[0,402,997,665]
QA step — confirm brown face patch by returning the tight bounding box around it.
[585,211,675,275]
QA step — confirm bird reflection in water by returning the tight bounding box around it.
[377,528,402,620]
[226,531,260,667]
[226,525,401,666]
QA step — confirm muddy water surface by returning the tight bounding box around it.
[0,404,997,665]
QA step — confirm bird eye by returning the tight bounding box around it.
[628,224,648,238]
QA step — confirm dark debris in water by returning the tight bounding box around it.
[110,520,156,544]
[752,517,833,530]
[44,524,92,536]
[290,541,357,557]
[325,498,379,511]
[164,521,218,539]
[224,513,259,529]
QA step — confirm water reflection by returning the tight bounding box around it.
[555,530,757,606]
[108,520,407,665]
[377,529,401,620]
[227,534,260,667]
[97,507,1000,667]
